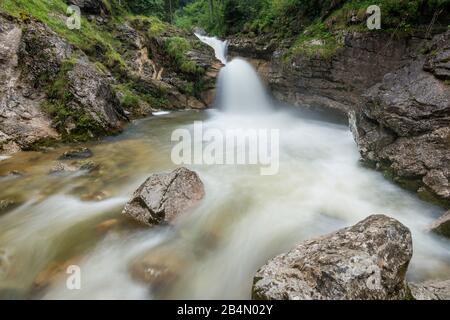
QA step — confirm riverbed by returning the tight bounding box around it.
[0,106,449,299]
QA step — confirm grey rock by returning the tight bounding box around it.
[409,280,450,300]
[0,199,17,214]
[49,160,99,174]
[192,27,207,36]
[0,14,61,152]
[58,147,93,160]
[0,13,127,153]
[352,31,450,207]
[252,215,412,300]
[427,211,450,238]
[122,167,205,226]
[63,57,127,134]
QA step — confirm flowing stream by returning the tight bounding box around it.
[0,36,449,300]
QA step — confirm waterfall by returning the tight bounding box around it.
[196,34,272,114]
[195,33,228,65]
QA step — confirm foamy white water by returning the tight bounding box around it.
[152,111,171,116]
[195,33,228,65]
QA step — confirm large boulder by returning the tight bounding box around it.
[351,31,450,207]
[409,280,450,300]
[252,215,413,300]
[122,167,205,226]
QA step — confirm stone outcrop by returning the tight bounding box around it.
[351,31,450,208]
[0,13,60,153]
[58,147,93,160]
[410,280,450,300]
[122,167,205,226]
[49,160,99,175]
[252,215,412,300]
[61,56,127,135]
[427,210,450,238]
[0,13,126,152]
[0,10,220,155]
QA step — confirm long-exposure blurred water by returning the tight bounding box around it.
[0,36,449,300]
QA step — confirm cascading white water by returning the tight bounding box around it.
[215,58,272,114]
[195,33,228,65]
[196,35,271,114]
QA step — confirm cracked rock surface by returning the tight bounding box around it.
[122,167,205,226]
[252,215,412,300]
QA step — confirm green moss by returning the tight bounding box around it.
[287,20,342,60]
[0,0,128,79]
[113,83,141,110]
[128,15,169,36]
[42,57,110,142]
[165,36,204,75]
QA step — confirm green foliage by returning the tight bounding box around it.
[113,83,141,109]
[126,0,165,18]
[175,0,218,32]
[289,20,342,60]
[165,36,203,74]
[175,0,450,36]
[43,57,109,142]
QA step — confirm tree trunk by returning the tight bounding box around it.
[209,0,214,22]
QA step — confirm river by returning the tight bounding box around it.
[0,35,449,300]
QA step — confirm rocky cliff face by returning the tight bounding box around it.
[352,31,450,208]
[0,7,219,154]
[0,14,60,153]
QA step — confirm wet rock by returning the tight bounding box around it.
[0,13,61,153]
[130,247,184,289]
[0,170,24,179]
[62,57,127,135]
[424,33,450,80]
[252,215,412,300]
[122,167,205,226]
[58,147,93,160]
[49,160,99,174]
[95,218,119,233]
[409,280,450,300]
[32,256,81,294]
[81,190,110,202]
[129,241,195,293]
[0,200,17,214]
[427,211,450,238]
[192,27,207,36]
